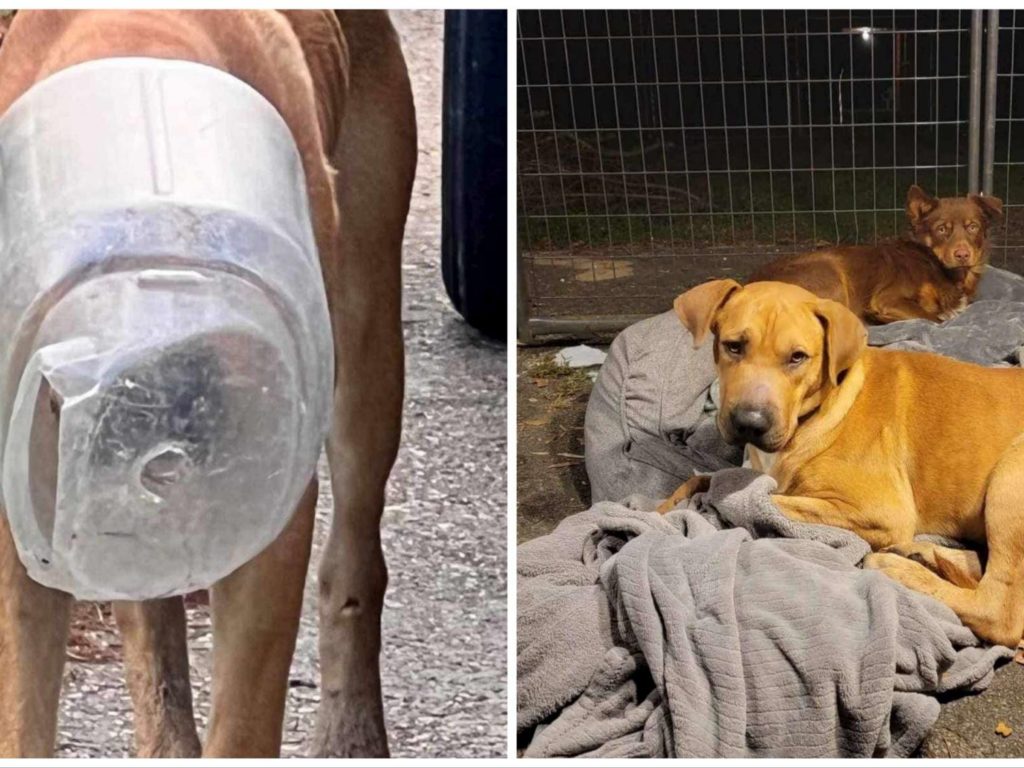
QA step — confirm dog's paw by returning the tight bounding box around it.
[937,296,969,322]
[881,542,935,567]
[310,698,389,758]
[880,542,982,588]
[863,551,945,596]
[656,474,712,514]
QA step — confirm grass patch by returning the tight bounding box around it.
[521,166,999,250]
[520,133,1024,252]
[524,354,594,402]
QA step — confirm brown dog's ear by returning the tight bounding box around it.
[906,184,939,226]
[673,279,742,349]
[812,299,867,385]
[970,193,1004,225]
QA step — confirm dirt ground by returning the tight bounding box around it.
[516,339,1024,757]
[55,10,507,758]
[521,241,1024,325]
[516,347,601,543]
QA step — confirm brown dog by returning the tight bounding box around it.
[0,10,415,758]
[749,185,1003,324]
[660,278,1024,649]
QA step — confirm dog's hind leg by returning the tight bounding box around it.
[0,514,72,756]
[202,478,317,757]
[113,598,201,757]
[310,10,416,759]
[866,296,942,324]
[866,436,1024,647]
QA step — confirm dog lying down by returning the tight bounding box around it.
[750,185,1003,324]
[661,278,1024,648]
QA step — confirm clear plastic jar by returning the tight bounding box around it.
[0,58,334,599]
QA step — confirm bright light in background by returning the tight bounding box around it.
[844,25,881,43]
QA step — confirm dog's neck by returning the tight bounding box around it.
[754,359,867,488]
[945,261,987,299]
[798,388,826,420]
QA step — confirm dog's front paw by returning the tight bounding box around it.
[880,542,982,588]
[656,474,712,514]
[310,692,389,758]
[937,296,969,322]
[863,551,945,597]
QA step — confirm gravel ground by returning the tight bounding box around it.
[57,10,508,758]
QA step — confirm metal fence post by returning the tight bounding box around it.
[982,9,999,196]
[517,247,534,344]
[968,9,984,194]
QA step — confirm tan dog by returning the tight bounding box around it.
[0,10,415,757]
[659,278,1024,649]
[749,185,1002,324]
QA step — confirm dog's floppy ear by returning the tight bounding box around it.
[673,279,742,349]
[970,193,1003,225]
[906,184,938,227]
[812,299,867,385]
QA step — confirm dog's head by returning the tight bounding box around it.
[906,184,1002,272]
[674,280,866,453]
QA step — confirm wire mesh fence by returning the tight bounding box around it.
[517,9,1024,339]
[993,10,1024,265]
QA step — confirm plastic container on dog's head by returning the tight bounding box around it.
[0,58,334,600]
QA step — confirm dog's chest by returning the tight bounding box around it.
[745,445,779,475]
[937,294,969,322]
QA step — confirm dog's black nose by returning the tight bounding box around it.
[730,407,771,441]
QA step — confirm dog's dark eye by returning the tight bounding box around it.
[723,340,743,356]
[789,350,808,366]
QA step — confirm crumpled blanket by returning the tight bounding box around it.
[518,470,1013,758]
[867,299,1024,365]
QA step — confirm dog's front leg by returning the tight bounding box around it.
[866,296,942,324]
[313,206,405,760]
[113,598,201,757]
[314,303,404,760]
[311,10,415,758]
[656,475,711,514]
[771,494,906,551]
[0,513,72,757]
[316,430,395,758]
[202,479,317,757]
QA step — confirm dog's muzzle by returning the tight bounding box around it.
[0,59,333,600]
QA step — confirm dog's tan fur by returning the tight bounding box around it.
[660,279,1024,649]
[0,10,415,757]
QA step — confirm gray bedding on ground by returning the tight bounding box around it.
[518,470,1012,757]
[520,267,1024,757]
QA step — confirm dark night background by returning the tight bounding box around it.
[518,9,1024,254]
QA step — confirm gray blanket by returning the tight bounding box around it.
[518,470,1012,758]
